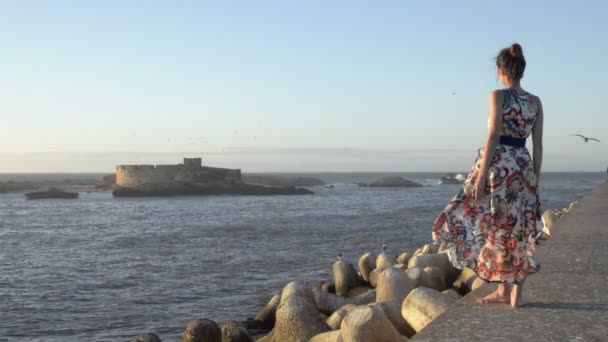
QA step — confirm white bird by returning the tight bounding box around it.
[381,243,387,252]
[571,134,600,143]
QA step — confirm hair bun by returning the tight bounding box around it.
[510,43,523,57]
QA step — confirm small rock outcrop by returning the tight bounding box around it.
[368,177,423,188]
[182,319,221,342]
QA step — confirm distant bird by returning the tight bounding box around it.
[337,253,344,260]
[571,134,600,143]
[381,243,387,252]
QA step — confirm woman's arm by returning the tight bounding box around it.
[474,90,504,201]
[532,98,544,182]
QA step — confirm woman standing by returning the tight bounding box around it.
[432,43,543,308]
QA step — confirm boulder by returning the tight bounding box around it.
[408,253,461,285]
[134,333,161,342]
[441,289,462,302]
[274,281,330,342]
[220,322,253,342]
[376,268,416,303]
[372,301,416,338]
[341,306,408,341]
[358,252,376,282]
[313,288,376,315]
[452,267,485,294]
[308,330,343,342]
[397,252,410,266]
[401,287,452,333]
[333,258,360,296]
[255,295,280,330]
[326,304,358,330]
[182,319,221,342]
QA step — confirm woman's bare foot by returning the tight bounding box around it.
[476,284,511,304]
[510,283,524,308]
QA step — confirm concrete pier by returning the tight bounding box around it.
[413,181,608,341]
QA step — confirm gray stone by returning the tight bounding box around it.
[333,258,360,296]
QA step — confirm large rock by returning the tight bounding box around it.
[372,301,416,338]
[274,282,330,342]
[220,322,253,342]
[313,288,376,315]
[326,304,358,330]
[408,253,461,285]
[134,333,161,342]
[401,287,452,333]
[333,258,360,296]
[376,268,416,303]
[182,319,221,342]
[368,177,423,188]
[376,252,395,270]
[358,253,376,283]
[308,330,343,342]
[341,306,408,341]
[255,295,280,330]
[452,267,485,294]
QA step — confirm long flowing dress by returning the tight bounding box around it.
[432,88,542,283]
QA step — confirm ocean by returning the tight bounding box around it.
[0,172,605,341]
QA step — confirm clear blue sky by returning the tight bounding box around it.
[1,0,606,172]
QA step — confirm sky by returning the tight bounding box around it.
[1,0,607,172]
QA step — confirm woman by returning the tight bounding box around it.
[432,43,543,308]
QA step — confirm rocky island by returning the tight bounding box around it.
[25,188,79,200]
[358,176,423,188]
[112,157,313,197]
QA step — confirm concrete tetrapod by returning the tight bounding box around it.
[397,252,411,266]
[452,267,485,295]
[182,319,221,342]
[341,305,408,341]
[271,281,331,342]
[220,321,253,342]
[313,287,376,315]
[358,252,376,283]
[376,267,416,303]
[407,253,461,286]
[326,304,358,330]
[255,294,280,330]
[371,301,416,338]
[401,287,452,333]
[333,257,361,296]
[307,330,343,342]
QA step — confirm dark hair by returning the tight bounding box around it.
[496,43,526,81]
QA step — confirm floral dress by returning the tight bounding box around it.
[432,89,542,283]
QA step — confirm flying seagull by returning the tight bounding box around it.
[571,134,600,143]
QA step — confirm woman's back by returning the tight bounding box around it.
[501,89,540,139]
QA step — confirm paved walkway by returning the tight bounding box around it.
[414,181,608,342]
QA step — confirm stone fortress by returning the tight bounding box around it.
[116,157,242,188]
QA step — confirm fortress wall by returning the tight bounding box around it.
[115,161,242,188]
